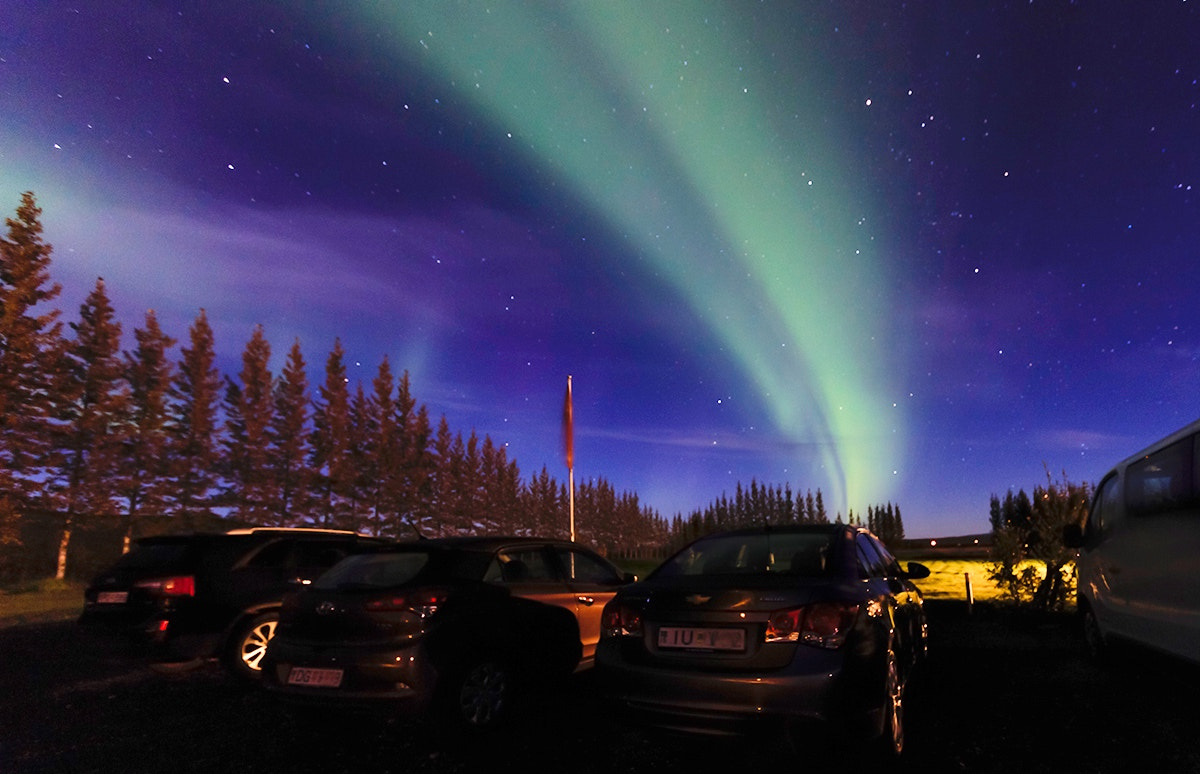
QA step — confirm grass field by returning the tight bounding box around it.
[620,555,1006,603]
[908,557,1005,602]
[0,579,85,626]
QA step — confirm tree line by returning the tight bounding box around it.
[667,479,906,551]
[0,192,673,578]
[0,192,906,581]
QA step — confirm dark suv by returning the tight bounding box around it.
[79,528,388,679]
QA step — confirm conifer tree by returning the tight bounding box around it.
[435,427,476,535]
[459,430,484,533]
[480,436,521,535]
[575,477,615,548]
[271,339,311,525]
[120,310,176,549]
[0,192,63,503]
[168,310,223,520]
[524,466,562,538]
[225,325,275,523]
[781,484,796,524]
[405,403,435,534]
[223,378,246,502]
[430,415,457,536]
[310,339,352,528]
[362,357,399,537]
[393,371,433,537]
[346,382,372,532]
[51,278,127,578]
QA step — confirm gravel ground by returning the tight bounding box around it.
[2,601,1198,774]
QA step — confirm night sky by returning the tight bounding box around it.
[3,2,1197,538]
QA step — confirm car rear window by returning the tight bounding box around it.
[111,541,194,570]
[653,532,835,579]
[314,551,432,589]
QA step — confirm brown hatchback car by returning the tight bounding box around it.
[595,524,929,757]
[262,536,633,730]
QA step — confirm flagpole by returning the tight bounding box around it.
[564,375,575,542]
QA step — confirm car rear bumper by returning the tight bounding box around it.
[78,606,222,661]
[262,639,438,711]
[595,639,848,735]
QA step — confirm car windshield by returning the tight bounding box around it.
[653,532,835,579]
[314,550,432,590]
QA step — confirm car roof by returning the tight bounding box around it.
[690,524,849,538]
[224,527,368,536]
[1109,415,1200,474]
[390,535,579,552]
[134,528,381,546]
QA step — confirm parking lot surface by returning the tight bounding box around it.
[2,602,1198,773]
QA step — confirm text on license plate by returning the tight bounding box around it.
[97,591,128,604]
[658,626,746,652]
[286,667,344,687]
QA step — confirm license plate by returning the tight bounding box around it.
[658,626,746,652]
[286,667,344,688]
[97,591,128,604]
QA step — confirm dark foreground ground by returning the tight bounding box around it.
[2,601,1198,774]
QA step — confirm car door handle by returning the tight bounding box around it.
[577,595,595,606]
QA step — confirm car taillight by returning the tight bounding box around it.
[766,601,859,649]
[364,588,448,618]
[133,575,195,597]
[601,600,643,637]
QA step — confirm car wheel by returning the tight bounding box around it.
[226,612,278,680]
[1081,604,1108,663]
[446,657,513,732]
[878,644,905,758]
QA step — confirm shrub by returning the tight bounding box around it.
[987,469,1089,612]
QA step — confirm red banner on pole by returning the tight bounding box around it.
[562,375,574,470]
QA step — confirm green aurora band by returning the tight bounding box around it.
[368,2,903,516]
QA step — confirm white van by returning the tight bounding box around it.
[1065,418,1200,663]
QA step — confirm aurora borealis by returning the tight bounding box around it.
[375,4,898,519]
[2,2,1197,536]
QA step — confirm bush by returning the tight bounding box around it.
[987,469,1089,612]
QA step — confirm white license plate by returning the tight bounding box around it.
[97,591,128,604]
[658,626,746,652]
[286,667,344,688]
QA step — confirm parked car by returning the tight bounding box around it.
[79,528,388,679]
[261,536,633,730]
[595,524,929,757]
[1064,416,1200,664]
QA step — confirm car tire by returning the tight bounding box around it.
[1081,603,1108,663]
[877,644,905,758]
[225,612,278,681]
[442,655,514,732]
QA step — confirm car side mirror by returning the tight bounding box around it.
[905,562,931,580]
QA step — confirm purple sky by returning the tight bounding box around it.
[2,1,1198,537]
